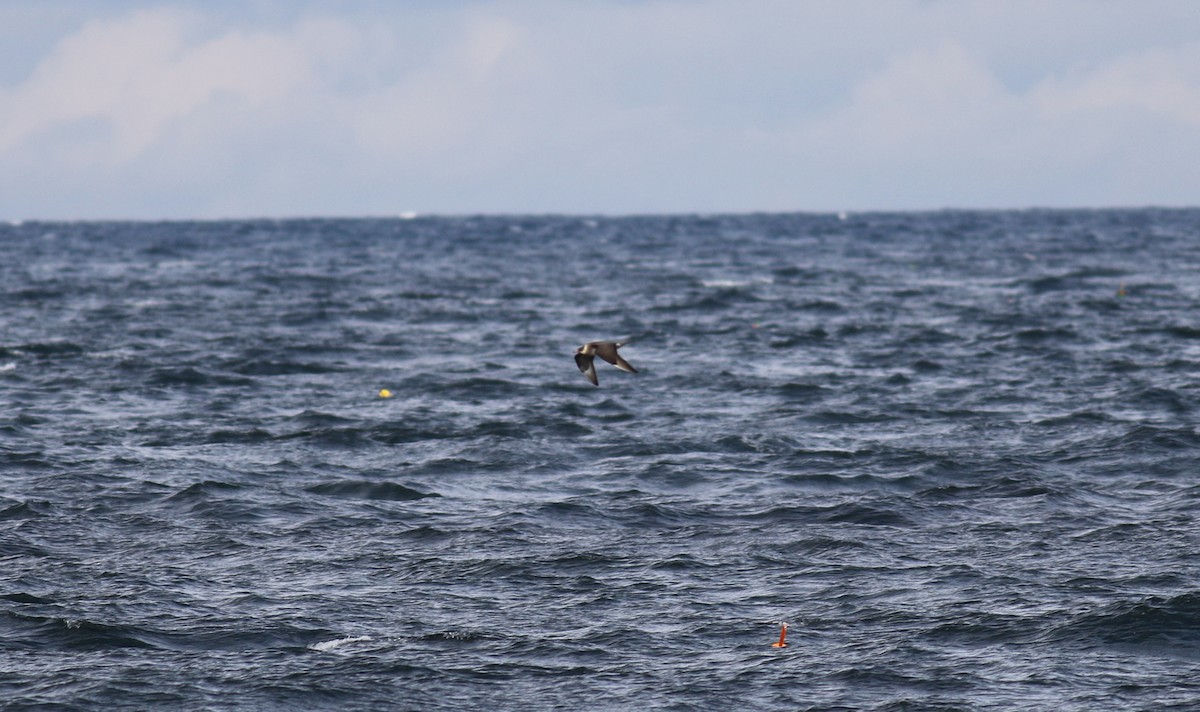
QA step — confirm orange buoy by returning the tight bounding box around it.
[771,623,788,648]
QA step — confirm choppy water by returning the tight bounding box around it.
[3,210,1200,710]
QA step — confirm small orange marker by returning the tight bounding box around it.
[771,623,788,648]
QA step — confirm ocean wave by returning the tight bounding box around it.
[1,612,159,651]
[309,635,374,652]
[1049,592,1200,657]
[305,480,439,501]
[10,342,86,359]
[0,499,55,520]
[4,211,1200,709]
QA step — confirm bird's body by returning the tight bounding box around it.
[575,341,637,386]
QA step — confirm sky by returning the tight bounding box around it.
[1,0,1198,219]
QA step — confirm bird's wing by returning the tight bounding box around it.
[612,354,637,373]
[594,342,637,373]
[575,353,599,386]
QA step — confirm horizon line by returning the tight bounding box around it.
[5,204,1198,225]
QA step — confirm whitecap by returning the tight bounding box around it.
[309,635,372,652]
[0,362,15,372]
[701,276,774,289]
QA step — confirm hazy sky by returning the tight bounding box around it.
[2,0,1198,219]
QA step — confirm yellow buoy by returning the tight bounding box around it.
[379,389,393,398]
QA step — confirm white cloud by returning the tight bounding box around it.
[819,43,1016,155]
[1034,43,1200,128]
[0,9,361,162]
[0,1,1198,217]
[346,16,527,169]
[767,37,1200,209]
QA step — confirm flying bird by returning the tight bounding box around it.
[575,341,637,386]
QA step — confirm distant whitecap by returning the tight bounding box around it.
[701,277,773,288]
[310,635,373,652]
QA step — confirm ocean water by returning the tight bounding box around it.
[2,210,1199,710]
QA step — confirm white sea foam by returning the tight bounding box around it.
[701,277,773,289]
[309,635,373,652]
[0,362,16,372]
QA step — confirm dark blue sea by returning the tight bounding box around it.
[2,210,1199,710]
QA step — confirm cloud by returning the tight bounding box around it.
[1034,43,1200,127]
[771,38,1200,209]
[817,43,1015,155]
[0,8,365,216]
[346,16,527,169]
[0,10,317,161]
[0,1,1198,217]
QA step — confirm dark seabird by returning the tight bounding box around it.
[574,341,637,386]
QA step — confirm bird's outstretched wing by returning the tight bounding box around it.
[593,342,637,373]
[575,353,599,386]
